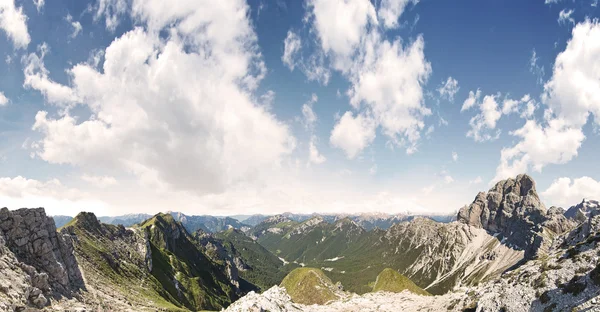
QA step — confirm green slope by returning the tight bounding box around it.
[140,213,239,311]
[372,268,430,295]
[214,228,297,291]
[63,212,245,311]
[61,212,185,311]
[280,268,340,305]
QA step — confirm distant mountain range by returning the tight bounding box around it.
[52,211,456,233]
[2,173,599,311]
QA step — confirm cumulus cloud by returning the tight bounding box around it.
[542,176,600,207]
[452,151,458,162]
[466,94,502,142]
[464,91,536,142]
[542,20,600,128]
[330,112,376,159]
[377,0,419,29]
[493,118,585,183]
[0,0,30,49]
[28,0,296,196]
[65,14,82,38]
[95,0,127,31]
[493,20,600,183]
[282,30,301,71]
[461,89,480,111]
[307,0,377,70]
[304,0,431,156]
[437,76,459,102]
[22,43,79,105]
[308,138,326,164]
[0,91,8,106]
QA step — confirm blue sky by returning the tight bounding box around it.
[0,0,599,216]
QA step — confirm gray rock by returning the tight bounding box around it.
[0,207,84,295]
[457,174,571,258]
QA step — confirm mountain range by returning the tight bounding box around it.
[0,174,599,311]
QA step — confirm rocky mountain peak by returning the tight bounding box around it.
[565,198,600,223]
[69,211,103,232]
[265,215,290,224]
[457,174,554,258]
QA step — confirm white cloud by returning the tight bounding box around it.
[492,118,585,183]
[461,89,480,111]
[469,176,483,184]
[501,98,520,115]
[33,0,44,12]
[282,30,301,71]
[558,9,575,25]
[330,112,376,159]
[22,43,79,106]
[377,0,419,29]
[301,94,318,130]
[308,137,326,164]
[305,0,431,155]
[307,0,377,70]
[465,91,536,142]
[529,49,545,85]
[0,0,31,49]
[300,94,326,165]
[494,20,600,184]
[545,0,562,4]
[0,91,8,106]
[0,176,111,216]
[452,151,458,162]
[542,20,600,128]
[81,174,118,188]
[347,34,431,152]
[437,76,459,102]
[466,94,502,142]
[65,14,82,38]
[369,164,377,175]
[28,0,296,196]
[542,176,600,206]
[95,0,127,31]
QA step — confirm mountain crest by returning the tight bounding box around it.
[457,174,566,258]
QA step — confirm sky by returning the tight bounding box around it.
[0,0,599,217]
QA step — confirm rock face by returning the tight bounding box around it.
[0,208,84,298]
[565,198,600,223]
[457,174,570,258]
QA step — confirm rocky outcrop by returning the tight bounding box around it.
[565,199,600,223]
[457,174,571,258]
[0,208,84,301]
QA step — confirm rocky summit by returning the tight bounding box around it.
[458,174,572,258]
[0,174,600,311]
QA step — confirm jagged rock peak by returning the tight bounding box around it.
[565,198,600,223]
[0,207,84,299]
[264,215,290,224]
[456,174,551,257]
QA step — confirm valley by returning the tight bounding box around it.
[0,174,599,311]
